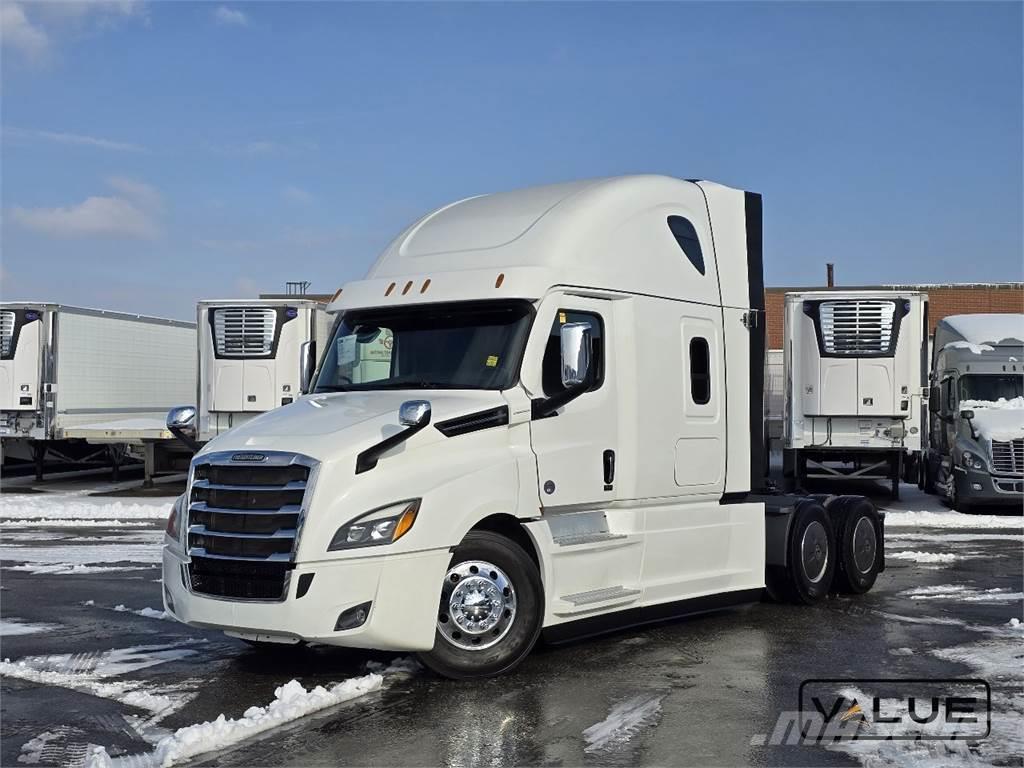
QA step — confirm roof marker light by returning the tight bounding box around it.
[495,273,505,288]
[402,281,413,295]
[420,279,431,294]
[385,282,396,297]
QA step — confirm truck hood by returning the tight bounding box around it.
[198,389,508,458]
[963,398,1024,443]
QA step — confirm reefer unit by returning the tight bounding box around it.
[783,290,928,497]
[0,303,196,472]
[197,299,332,442]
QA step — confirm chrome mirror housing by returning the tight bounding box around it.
[399,400,432,427]
[166,405,197,433]
[560,322,592,388]
[300,341,316,394]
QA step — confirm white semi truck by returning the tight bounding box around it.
[189,299,333,445]
[921,314,1024,511]
[0,303,196,480]
[162,176,884,679]
[782,290,929,499]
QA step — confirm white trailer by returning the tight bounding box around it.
[0,303,196,480]
[162,175,884,679]
[196,299,332,443]
[782,290,929,498]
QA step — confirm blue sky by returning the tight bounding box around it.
[2,1,1021,321]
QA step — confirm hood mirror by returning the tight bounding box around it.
[960,409,975,420]
[560,322,593,388]
[399,400,432,427]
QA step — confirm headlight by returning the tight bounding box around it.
[328,500,419,551]
[166,495,183,540]
[961,450,986,471]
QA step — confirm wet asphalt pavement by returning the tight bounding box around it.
[1,482,1021,767]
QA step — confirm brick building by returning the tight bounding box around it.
[764,283,1023,350]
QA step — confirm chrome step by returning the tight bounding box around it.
[561,585,641,607]
[554,532,628,547]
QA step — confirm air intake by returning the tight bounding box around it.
[818,301,896,355]
[0,311,15,358]
[213,307,277,357]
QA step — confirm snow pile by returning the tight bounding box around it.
[885,510,1023,529]
[583,693,665,753]
[113,605,170,621]
[6,563,153,575]
[901,584,1023,603]
[0,493,174,523]
[1,519,154,529]
[888,551,958,564]
[0,619,59,636]
[942,314,1024,347]
[87,674,383,768]
[959,397,1024,442]
[960,396,1024,411]
[1006,618,1023,632]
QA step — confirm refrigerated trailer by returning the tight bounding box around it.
[782,290,928,498]
[162,175,884,679]
[196,299,332,443]
[0,303,196,480]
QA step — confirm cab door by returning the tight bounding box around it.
[527,296,619,508]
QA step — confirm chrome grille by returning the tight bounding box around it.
[819,301,896,355]
[185,451,316,601]
[213,307,276,357]
[991,439,1024,476]
[0,311,14,358]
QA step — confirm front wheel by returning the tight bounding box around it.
[418,530,542,680]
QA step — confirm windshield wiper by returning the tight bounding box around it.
[313,385,350,393]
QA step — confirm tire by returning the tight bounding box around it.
[922,455,937,495]
[418,531,542,680]
[830,496,881,594]
[770,499,836,605]
[949,477,973,514]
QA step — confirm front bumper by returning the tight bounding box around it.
[954,467,1024,506]
[162,546,452,651]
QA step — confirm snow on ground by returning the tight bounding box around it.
[582,693,665,753]
[887,532,1024,543]
[888,551,959,564]
[0,619,59,636]
[1,643,200,717]
[5,563,154,575]
[1,519,155,529]
[112,604,170,621]
[1,542,161,565]
[86,674,384,768]
[0,493,174,522]
[884,510,1022,529]
[900,584,1024,602]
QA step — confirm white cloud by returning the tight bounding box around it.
[213,6,249,27]
[5,127,146,153]
[1,3,50,62]
[282,185,313,204]
[2,1,148,63]
[11,177,161,240]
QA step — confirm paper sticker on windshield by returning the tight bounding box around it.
[486,355,499,367]
[337,336,357,366]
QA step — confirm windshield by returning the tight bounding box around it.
[313,301,534,392]
[959,375,1024,403]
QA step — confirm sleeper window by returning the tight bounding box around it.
[668,216,706,275]
[690,337,711,404]
[542,310,604,396]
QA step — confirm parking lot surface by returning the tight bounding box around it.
[1,478,1021,768]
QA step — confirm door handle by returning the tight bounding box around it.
[603,449,615,490]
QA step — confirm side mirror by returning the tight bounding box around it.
[167,405,196,433]
[560,322,593,388]
[960,409,975,421]
[399,400,431,427]
[166,405,199,451]
[300,341,316,394]
[928,385,941,414]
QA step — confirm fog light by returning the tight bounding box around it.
[972,483,983,491]
[335,601,372,631]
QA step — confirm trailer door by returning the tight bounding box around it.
[0,309,42,411]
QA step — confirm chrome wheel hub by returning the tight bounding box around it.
[437,560,516,651]
[852,516,877,574]
[801,520,829,584]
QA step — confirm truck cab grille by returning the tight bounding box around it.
[185,451,316,601]
[819,301,896,355]
[991,439,1024,476]
[212,307,277,357]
